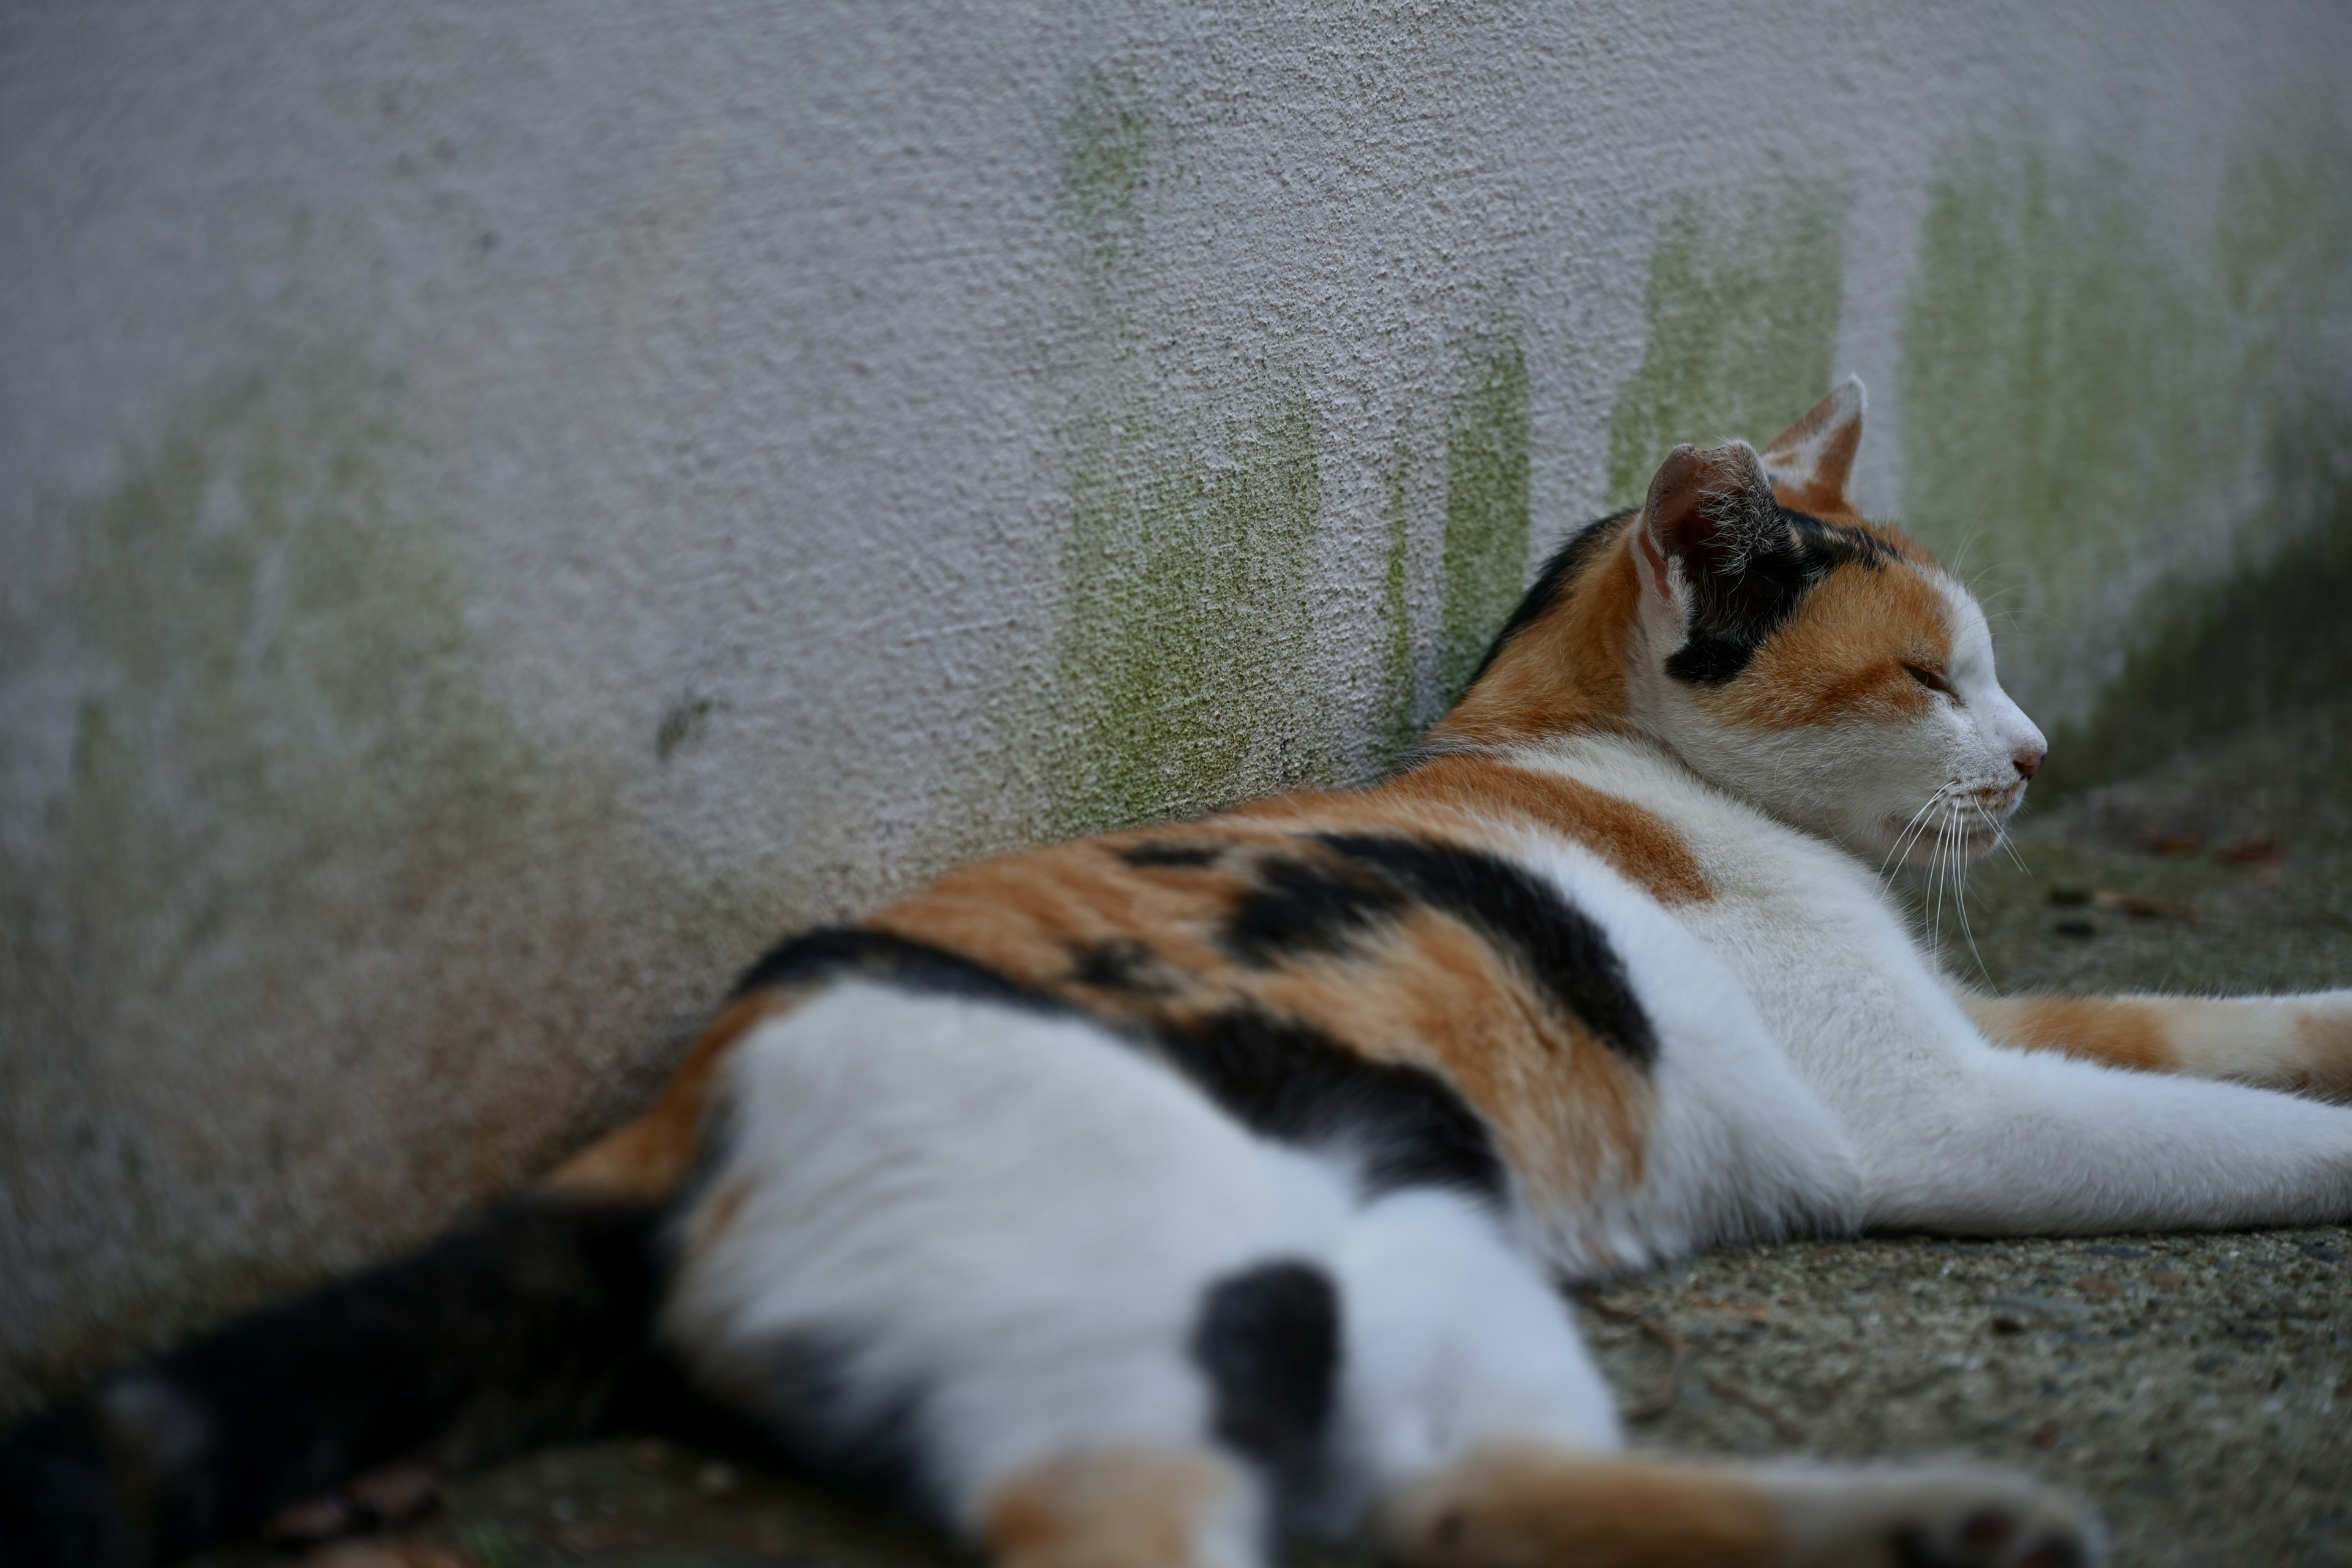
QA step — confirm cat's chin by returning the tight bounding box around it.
[1874,815,2006,869]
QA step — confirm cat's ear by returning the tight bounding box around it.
[1634,440,1783,603]
[1758,376,1866,513]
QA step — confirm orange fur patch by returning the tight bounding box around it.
[982,1447,1250,1568]
[573,760,1683,1223]
[869,834,1264,1007]
[1766,464,1860,519]
[1699,554,1952,732]
[1760,382,1866,516]
[542,991,801,1203]
[867,780,1665,1212]
[2291,1010,2352,1099]
[685,1176,755,1249]
[1384,1442,1785,1568]
[1382,754,1713,905]
[1963,995,2178,1075]
[1432,516,1643,748]
[1237,904,1652,1204]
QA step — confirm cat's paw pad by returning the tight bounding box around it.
[1770,1463,2104,1567]
[265,1461,443,1545]
[1891,1493,2098,1567]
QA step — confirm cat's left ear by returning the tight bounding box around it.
[1759,376,1865,513]
[1634,439,1784,606]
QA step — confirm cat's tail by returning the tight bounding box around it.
[0,1196,698,1568]
[0,991,791,1568]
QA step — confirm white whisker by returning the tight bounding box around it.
[1879,790,1943,878]
[1926,799,1948,963]
[1975,795,2029,875]
[1952,810,1991,983]
[1891,785,1947,870]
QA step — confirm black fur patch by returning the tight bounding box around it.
[1461,511,1635,692]
[1115,840,1224,869]
[1190,1260,1339,1501]
[1316,834,1657,1068]
[1153,1007,1505,1199]
[0,1406,136,1568]
[738,925,1498,1197]
[1664,507,1893,687]
[1220,853,1405,968]
[734,927,1066,1014]
[702,1332,931,1513]
[0,1201,670,1568]
[1068,938,1180,998]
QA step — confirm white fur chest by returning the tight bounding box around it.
[1512,736,1986,1119]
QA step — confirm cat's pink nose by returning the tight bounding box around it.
[2013,745,2044,779]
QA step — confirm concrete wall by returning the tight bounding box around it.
[4,0,2348,1406]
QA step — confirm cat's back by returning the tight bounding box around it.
[714,754,1855,1270]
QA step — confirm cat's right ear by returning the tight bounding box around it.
[1634,440,1782,606]
[1758,376,1865,513]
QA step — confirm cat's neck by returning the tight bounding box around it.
[1482,731,1888,901]
[1408,720,1877,888]
[1427,516,1645,750]
[1419,521,1722,813]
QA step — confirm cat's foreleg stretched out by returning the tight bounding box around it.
[1675,876,2352,1235]
[1767,948,2352,1235]
[1962,988,2352,1100]
[1852,1030,2352,1234]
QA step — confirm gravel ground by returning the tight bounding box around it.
[213,699,2352,1568]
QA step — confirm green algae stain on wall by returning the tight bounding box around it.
[1607,189,1846,509]
[1034,64,1336,836]
[2212,133,2352,394]
[1052,398,1325,834]
[1901,145,2207,658]
[0,353,628,1403]
[13,359,547,1025]
[2062,477,2352,788]
[1897,132,2352,789]
[1375,450,1420,769]
[1902,129,2352,790]
[1065,63,1152,254]
[1438,334,1531,706]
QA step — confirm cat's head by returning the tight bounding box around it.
[1437,380,2045,867]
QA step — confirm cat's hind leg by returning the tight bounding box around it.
[1381,1448,2099,1568]
[979,1446,1261,1568]
[662,980,1363,1568]
[1335,1190,2101,1567]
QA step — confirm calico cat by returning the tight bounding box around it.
[8,382,2352,1568]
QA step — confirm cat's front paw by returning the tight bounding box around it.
[1765,1461,2103,1567]
[2290,988,2352,1101]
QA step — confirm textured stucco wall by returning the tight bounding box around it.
[3,1,2349,1407]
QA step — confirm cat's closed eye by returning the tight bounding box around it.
[1902,662,1952,696]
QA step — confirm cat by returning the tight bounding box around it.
[7,380,2352,1568]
